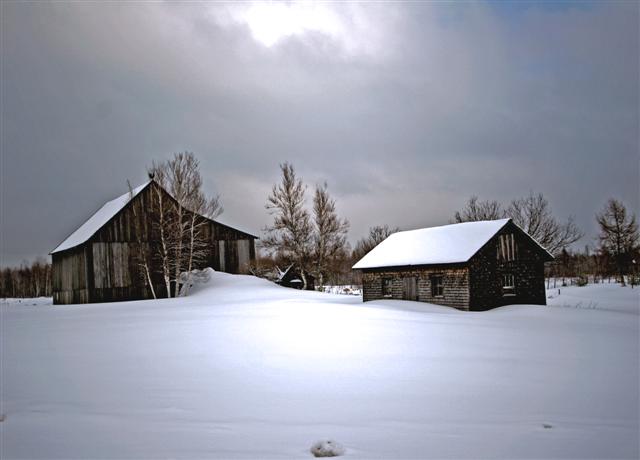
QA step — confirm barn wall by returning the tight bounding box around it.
[468,222,548,311]
[52,247,89,304]
[208,221,255,274]
[362,266,470,310]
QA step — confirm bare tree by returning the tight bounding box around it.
[0,259,53,298]
[352,225,399,262]
[128,180,156,299]
[453,192,582,255]
[506,192,583,255]
[148,152,223,297]
[596,199,639,285]
[263,162,313,289]
[453,196,504,223]
[146,165,176,297]
[312,182,350,288]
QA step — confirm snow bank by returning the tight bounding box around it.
[1,275,638,458]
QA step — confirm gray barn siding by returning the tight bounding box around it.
[362,266,470,310]
[52,247,89,304]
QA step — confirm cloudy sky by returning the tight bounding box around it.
[1,1,638,266]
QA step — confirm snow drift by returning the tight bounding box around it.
[2,272,638,458]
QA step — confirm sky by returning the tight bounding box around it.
[1,0,638,267]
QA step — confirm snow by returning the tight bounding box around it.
[353,218,541,269]
[310,439,345,457]
[2,274,638,458]
[50,181,151,254]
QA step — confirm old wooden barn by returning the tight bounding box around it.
[51,180,256,304]
[352,219,553,311]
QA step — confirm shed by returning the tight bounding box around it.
[51,180,257,304]
[352,219,553,311]
[275,264,316,290]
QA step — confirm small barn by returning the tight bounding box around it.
[352,219,553,311]
[51,180,257,304]
[275,264,316,290]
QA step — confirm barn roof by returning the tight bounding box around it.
[51,181,152,254]
[51,180,257,254]
[352,218,552,270]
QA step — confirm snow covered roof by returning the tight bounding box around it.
[353,218,522,269]
[51,181,151,254]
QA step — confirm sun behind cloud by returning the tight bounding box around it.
[243,1,341,47]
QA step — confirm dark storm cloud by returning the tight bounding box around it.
[1,1,638,265]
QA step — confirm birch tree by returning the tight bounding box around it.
[148,152,223,297]
[128,180,156,299]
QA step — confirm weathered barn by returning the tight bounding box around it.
[352,219,553,311]
[51,180,256,304]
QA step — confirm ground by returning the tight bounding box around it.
[1,272,638,459]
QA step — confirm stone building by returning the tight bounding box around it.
[352,219,553,311]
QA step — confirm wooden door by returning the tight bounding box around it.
[403,277,418,301]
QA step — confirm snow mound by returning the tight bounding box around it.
[310,440,345,457]
[178,268,215,296]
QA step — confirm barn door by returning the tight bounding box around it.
[402,277,418,301]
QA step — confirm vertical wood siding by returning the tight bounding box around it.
[52,182,257,304]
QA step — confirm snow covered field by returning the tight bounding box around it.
[2,272,638,459]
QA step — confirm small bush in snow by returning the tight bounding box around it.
[310,440,345,457]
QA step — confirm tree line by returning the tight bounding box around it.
[2,157,638,297]
[0,258,52,298]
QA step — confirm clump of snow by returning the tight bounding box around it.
[178,268,215,296]
[310,440,345,457]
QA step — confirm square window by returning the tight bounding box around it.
[503,274,515,296]
[431,275,444,297]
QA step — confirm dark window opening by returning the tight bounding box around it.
[503,274,515,296]
[382,278,393,298]
[431,275,444,297]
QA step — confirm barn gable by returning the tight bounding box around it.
[352,219,552,270]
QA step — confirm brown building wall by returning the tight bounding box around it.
[468,223,547,311]
[362,265,470,310]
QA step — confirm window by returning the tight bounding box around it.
[431,275,444,297]
[503,274,515,296]
[497,233,517,261]
[382,278,393,298]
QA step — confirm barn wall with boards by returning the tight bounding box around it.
[51,181,256,304]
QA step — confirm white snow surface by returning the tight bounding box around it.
[2,273,638,458]
[51,181,151,254]
[353,218,513,269]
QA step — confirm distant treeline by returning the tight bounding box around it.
[0,259,52,298]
